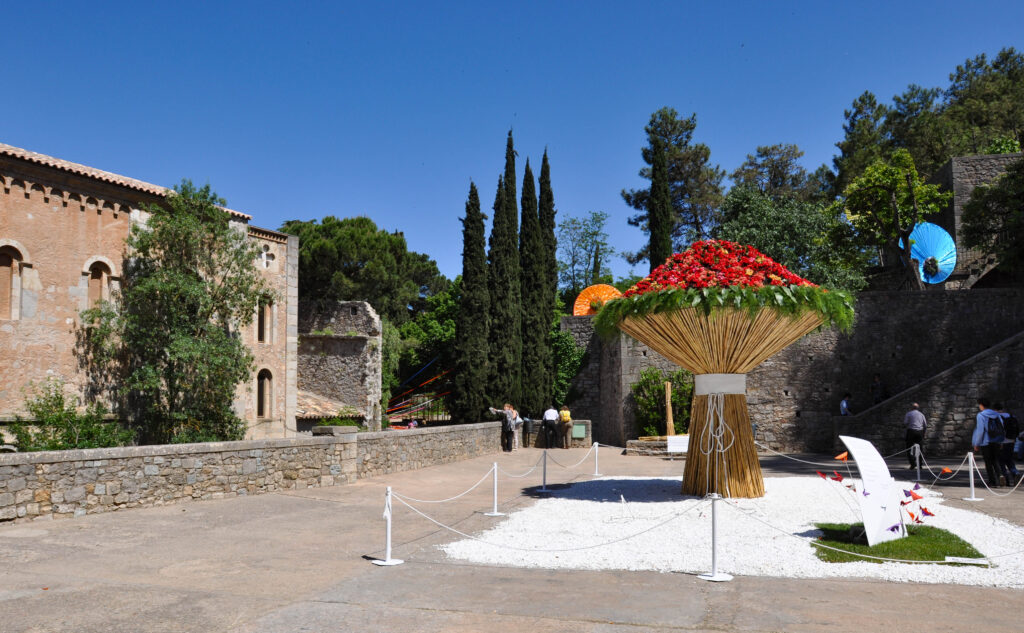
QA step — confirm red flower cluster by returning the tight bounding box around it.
[623,240,815,297]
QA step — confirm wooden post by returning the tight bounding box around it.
[665,381,675,436]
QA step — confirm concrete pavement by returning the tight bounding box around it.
[1,447,1020,632]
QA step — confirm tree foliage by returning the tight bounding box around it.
[622,107,725,262]
[537,150,559,404]
[519,161,550,416]
[280,216,447,325]
[716,187,868,291]
[450,182,490,423]
[630,367,693,436]
[556,210,615,302]
[13,378,135,451]
[487,132,523,406]
[731,143,827,202]
[962,156,1024,271]
[550,327,585,409]
[647,137,674,271]
[833,150,951,290]
[80,181,271,443]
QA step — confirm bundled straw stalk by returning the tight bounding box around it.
[619,309,823,498]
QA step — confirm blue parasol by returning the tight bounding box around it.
[901,222,957,284]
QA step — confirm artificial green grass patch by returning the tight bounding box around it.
[813,523,984,564]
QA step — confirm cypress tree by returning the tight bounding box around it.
[519,160,548,416]
[648,137,673,271]
[487,167,522,406]
[537,150,558,405]
[451,182,489,423]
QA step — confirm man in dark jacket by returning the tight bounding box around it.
[973,398,1006,487]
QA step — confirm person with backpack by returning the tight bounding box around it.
[973,398,1006,487]
[559,405,573,449]
[995,403,1020,485]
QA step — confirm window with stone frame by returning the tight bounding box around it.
[0,246,23,320]
[257,299,273,344]
[87,261,112,306]
[257,369,273,418]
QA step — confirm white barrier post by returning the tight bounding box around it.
[484,463,505,517]
[593,442,602,477]
[963,452,983,502]
[914,444,921,482]
[372,487,404,566]
[540,450,549,492]
[698,493,732,582]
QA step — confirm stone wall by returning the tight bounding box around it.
[562,316,675,447]
[296,301,382,427]
[563,289,1024,455]
[0,420,517,523]
[357,422,501,478]
[0,434,357,522]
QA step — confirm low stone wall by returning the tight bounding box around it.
[0,434,358,522]
[520,419,592,449]
[357,422,501,478]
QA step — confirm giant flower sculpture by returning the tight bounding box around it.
[595,240,854,498]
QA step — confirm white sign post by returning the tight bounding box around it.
[839,436,906,546]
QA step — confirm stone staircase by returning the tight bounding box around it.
[834,329,1024,455]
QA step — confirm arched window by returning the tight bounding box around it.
[257,369,273,418]
[88,262,111,305]
[0,246,23,320]
[257,299,273,343]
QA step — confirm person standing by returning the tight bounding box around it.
[489,404,516,453]
[839,393,853,416]
[973,398,1006,487]
[995,403,1020,485]
[559,405,573,449]
[542,405,559,449]
[902,403,927,468]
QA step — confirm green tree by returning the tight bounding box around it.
[13,378,135,451]
[716,187,868,291]
[550,327,585,408]
[487,146,523,406]
[730,143,824,202]
[630,367,694,436]
[834,150,951,290]
[519,161,550,416]
[556,211,615,303]
[280,216,447,325]
[884,84,947,179]
[647,137,673,270]
[832,91,890,196]
[380,320,402,416]
[944,48,1024,155]
[623,107,725,262]
[538,150,559,404]
[451,183,490,422]
[80,181,271,443]
[399,278,459,375]
[962,156,1024,272]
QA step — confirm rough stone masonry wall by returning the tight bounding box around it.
[0,421,510,524]
[0,435,357,522]
[834,332,1024,457]
[298,334,382,425]
[357,422,501,478]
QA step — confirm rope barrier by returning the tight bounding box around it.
[545,443,596,469]
[497,454,544,478]
[391,465,495,504]
[392,492,712,553]
[971,457,1024,497]
[754,442,913,467]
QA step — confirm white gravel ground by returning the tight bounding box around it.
[441,476,1024,586]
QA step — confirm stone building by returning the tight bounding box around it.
[0,142,298,438]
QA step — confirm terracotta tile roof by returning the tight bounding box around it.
[295,390,360,419]
[0,142,251,220]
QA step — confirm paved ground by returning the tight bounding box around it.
[1,447,1021,633]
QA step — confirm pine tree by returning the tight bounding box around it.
[648,137,673,271]
[537,150,558,406]
[518,160,548,417]
[451,182,489,423]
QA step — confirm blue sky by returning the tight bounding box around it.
[3,1,1022,280]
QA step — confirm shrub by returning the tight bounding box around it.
[316,417,362,427]
[630,367,693,436]
[13,379,135,451]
